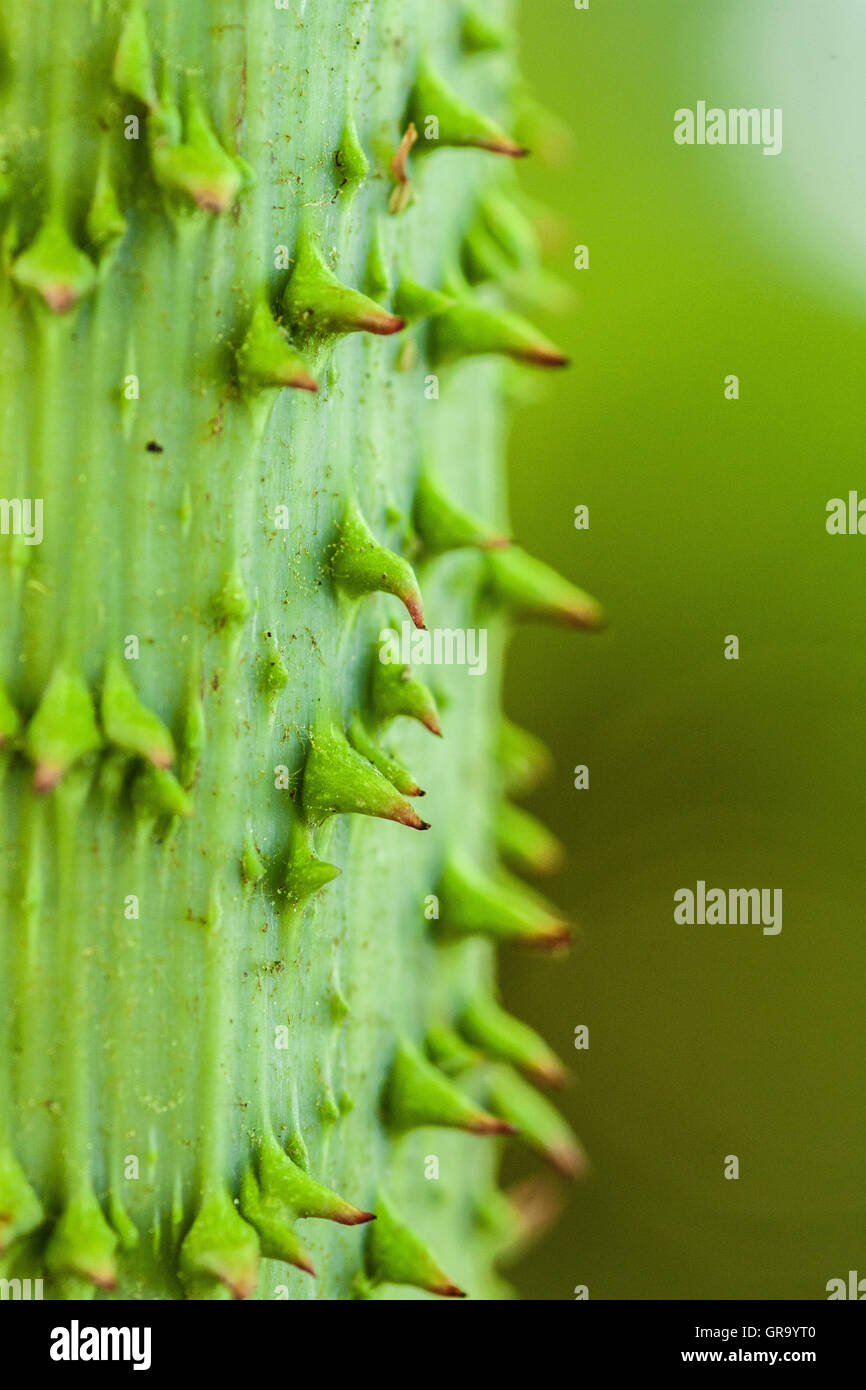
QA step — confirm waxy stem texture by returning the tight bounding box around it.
[0,0,600,1299]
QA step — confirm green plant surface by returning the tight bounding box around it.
[0,0,596,1300]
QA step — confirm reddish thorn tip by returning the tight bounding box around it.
[361,313,406,336]
[550,1145,587,1181]
[471,1116,518,1137]
[33,763,62,794]
[336,1210,376,1226]
[433,1281,467,1298]
[44,286,78,314]
[401,592,426,629]
[481,140,530,159]
[393,804,431,831]
[516,347,569,369]
[288,372,320,394]
[534,1062,568,1090]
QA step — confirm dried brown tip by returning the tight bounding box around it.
[548,1142,589,1181]
[293,1254,317,1278]
[432,1280,467,1298]
[148,747,174,770]
[194,188,234,214]
[514,345,569,368]
[533,1059,568,1090]
[334,1210,377,1227]
[421,710,442,738]
[480,138,530,159]
[392,803,431,831]
[507,1177,565,1243]
[358,311,406,336]
[282,369,320,394]
[559,602,606,631]
[42,284,79,314]
[469,1116,519,1137]
[399,589,426,630]
[527,922,572,953]
[391,123,418,184]
[33,762,62,794]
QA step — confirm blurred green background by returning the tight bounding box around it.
[502,0,866,1299]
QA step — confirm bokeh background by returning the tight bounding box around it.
[502,0,866,1299]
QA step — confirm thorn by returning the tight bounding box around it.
[210,566,251,630]
[179,1189,260,1299]
[112,0,158,107]
[131,765,193,820]
[302,725,429,830]
[0,1149,44,1253]
[349,715,425,798]
[101,654,176,769]
[460,993,567,1089]
[486,1065,588,1180]
[506,1176,566,1248]
[280,842,341,910]
[408,56,527,158]
[240,834,266,888]
[479,188,540,270]
[430,300,568,369]
[425,1023,482,1076]
[460,3,510,54]
[498,717,554,797]
[330,501,425,629]
[238,1168,316,1276]
[495,801,564,877]
[11,218,97,315]
[257,1136,374,1228]
[469,1116,519,1137]
[433,1280,467,1298]
[437,854,571,949]
[44,1191,119,1290]
[413,468,510,555]
[392,803,430,830]
[334,112,370,193]
[237,297,318,393]
[401,589,426,629]
[337,1209,377,1227]
[364,1192,466,1298]
[514,92,574,167]
[150,94,244,213]
[282,228,405,343]
[392,275,454,324]
[369,648,441,735]
[484,547,606,630]
[86,146,127,256]
[365,220,391,300]
[24,667,102,792]
[384,1038,511,1135]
